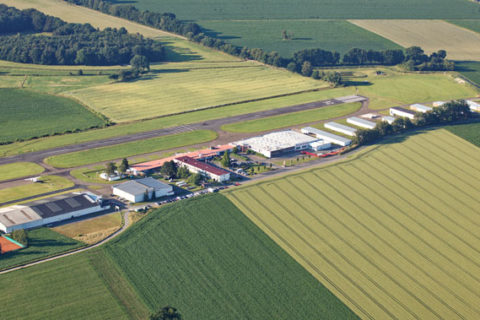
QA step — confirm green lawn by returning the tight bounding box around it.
[105,194,357,319]
[0,228,84,271]
[445,121,480,147]
[0,176,74,204]
[0,88,106,143]
[456,61,480,86]
[200,19,401,57]
[0,162,44,182]
[44,130,217,168]
[222,102,361,133]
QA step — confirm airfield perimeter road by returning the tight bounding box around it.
[0,95,368,166]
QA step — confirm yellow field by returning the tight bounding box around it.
[350,19,480,61]
[227,129,480,319]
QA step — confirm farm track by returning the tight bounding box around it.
[226,129,480,319]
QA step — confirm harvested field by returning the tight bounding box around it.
[349,20,480,61]
[227,129,480,319]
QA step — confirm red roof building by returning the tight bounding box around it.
[174,156,231,182]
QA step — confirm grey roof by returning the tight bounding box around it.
[324,122,357,134]
[30,193,98,218]
[136,177,171,190]
[347,117,377,129]
[301,127,352,145]
[114,178,171,196]
[390,106,416,115]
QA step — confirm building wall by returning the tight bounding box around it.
[113,188,141,203]
[155,187,174,198]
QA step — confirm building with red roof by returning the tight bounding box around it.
[174,156,231,182]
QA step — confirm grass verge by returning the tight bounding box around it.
[0,162,44,182]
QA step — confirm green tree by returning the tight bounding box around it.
[118,158,129,174]
[106,162,117,175]
[177,166,190,179]
[187,173,202,186]
[221,151,231,168]
[301,61,313,77]
[11,229,28,246]
[161,161,177,179]
[150,306,182,320]
[130,54,150,72]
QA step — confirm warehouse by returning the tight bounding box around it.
[324,122,357,136]
[347,116,377,129]
[310,140,332,151]
[467,100,480,112]
[174,156,230,182]
[113,177,174,203]
[0,192,108,233]
[410,104,432,113]
[389,107,416,120]
[382,116,396,124]
[233,130,319,158]
[301,127,352,146]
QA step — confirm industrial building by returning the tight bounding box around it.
[389,107,416,120]
[113,177,174,203]
[382,116,396,124]
[467,100,480,112]
[301,127,352,146]
[410,104,432,113]
[324,122,357,136]
[347,116,377,129]
[310,140,332,151]
[233,130,319,158]
[0,192,108,233]
[174,156,230,182]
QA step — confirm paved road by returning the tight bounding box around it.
[0,95,367,166]
[0,210,130,275]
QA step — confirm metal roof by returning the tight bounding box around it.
[301,127,352,145]
[114,178,172,196]
[175,156,230,177]
[390,107,416,115]
[347,117,377,129]
[234,130,318,152]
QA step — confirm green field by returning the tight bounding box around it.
[44,130,217,168]
[446,121,480,147]
[222,102,361,133]
[105,194,357,319]
[0,228,84,270]
[0,176,74,204]
[0,162,44,182]
[0,88,105,143]
[448,19,480,34]
[456,61,480,86]
[226,129,480,319]
[199,20,401,57]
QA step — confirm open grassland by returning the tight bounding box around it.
[0,228,83,270]
[105,194,357,319]
[52,212,122,245]
[200,19,401,57]
[0,162,44,182]
[456,61,480,86]
[227,129,480,320]
[44,130,217,168]
[446,122,480,147]
[222,102,360,133]
[0,176,74,204]
[350,20,480,61]
[0,250,149,319]
[0,89,105,143]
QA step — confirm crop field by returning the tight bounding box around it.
[349,20,480,61]
[105,194,357,319]
[0,228,83,270]
[0,176,74,204]
[0,88,105,143]
[0,162,44,182]
[446,122,480,148]
[199,20,401,57]
[226,129,480,319]
[448,19,480,34]
[456,61,480,86]
[44,130,217,168]
[222,102,360,133]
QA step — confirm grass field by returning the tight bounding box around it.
[448,19,480,34]
[105,194,357,319]
[446,121,480,147]
[0,162,44,182]
[456,61,480,86]
[222,102,360,133]
[349,20,480,61]
[199,20,401,57]
[226,129,480,319]
[0,176,74,204]
[0,228,84,270]
[0,88,105,143]
[44,130,217,168]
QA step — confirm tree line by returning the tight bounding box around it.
[353,101,474,146]
[0,4,165,66]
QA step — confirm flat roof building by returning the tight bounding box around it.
[174,156,230,182]
[0,192,108,233]
[324,122,357,136]
[347,117,377,130]
[113,177,174,203]
[301,127,352,146]
[382,116,396,124]
[410,104,432,113]
[390,107,416,120]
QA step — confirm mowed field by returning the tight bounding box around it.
[0,162,44,182]
[349,20,480,61]
[226,129,480,319]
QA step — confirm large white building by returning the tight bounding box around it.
[324,122,357,136]
[233,130,319,158]
[113,177,174,203]
[410,104,432,113]
[174,156,230,182]
[347,116,377,129]
[301,127,352,146]
[389,107,416,120]
[0,192,108,233]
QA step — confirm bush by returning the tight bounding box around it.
[11,229,28,246]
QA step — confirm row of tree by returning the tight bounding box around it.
[0,4,64,33]
[0,5,165,66]
[353,101,474,146]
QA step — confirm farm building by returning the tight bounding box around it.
[324,122,357,136]
[433,101,446,107]
[382,116,396,124]
[174,156,230,182]
[347,117,377,129]
[113,177,174,203]
[389,107,416,120]
[410,104,432,113]
[301,127,352,146]
[233,130,318,158]
[467,100,480,112]
[0,192,108,233]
